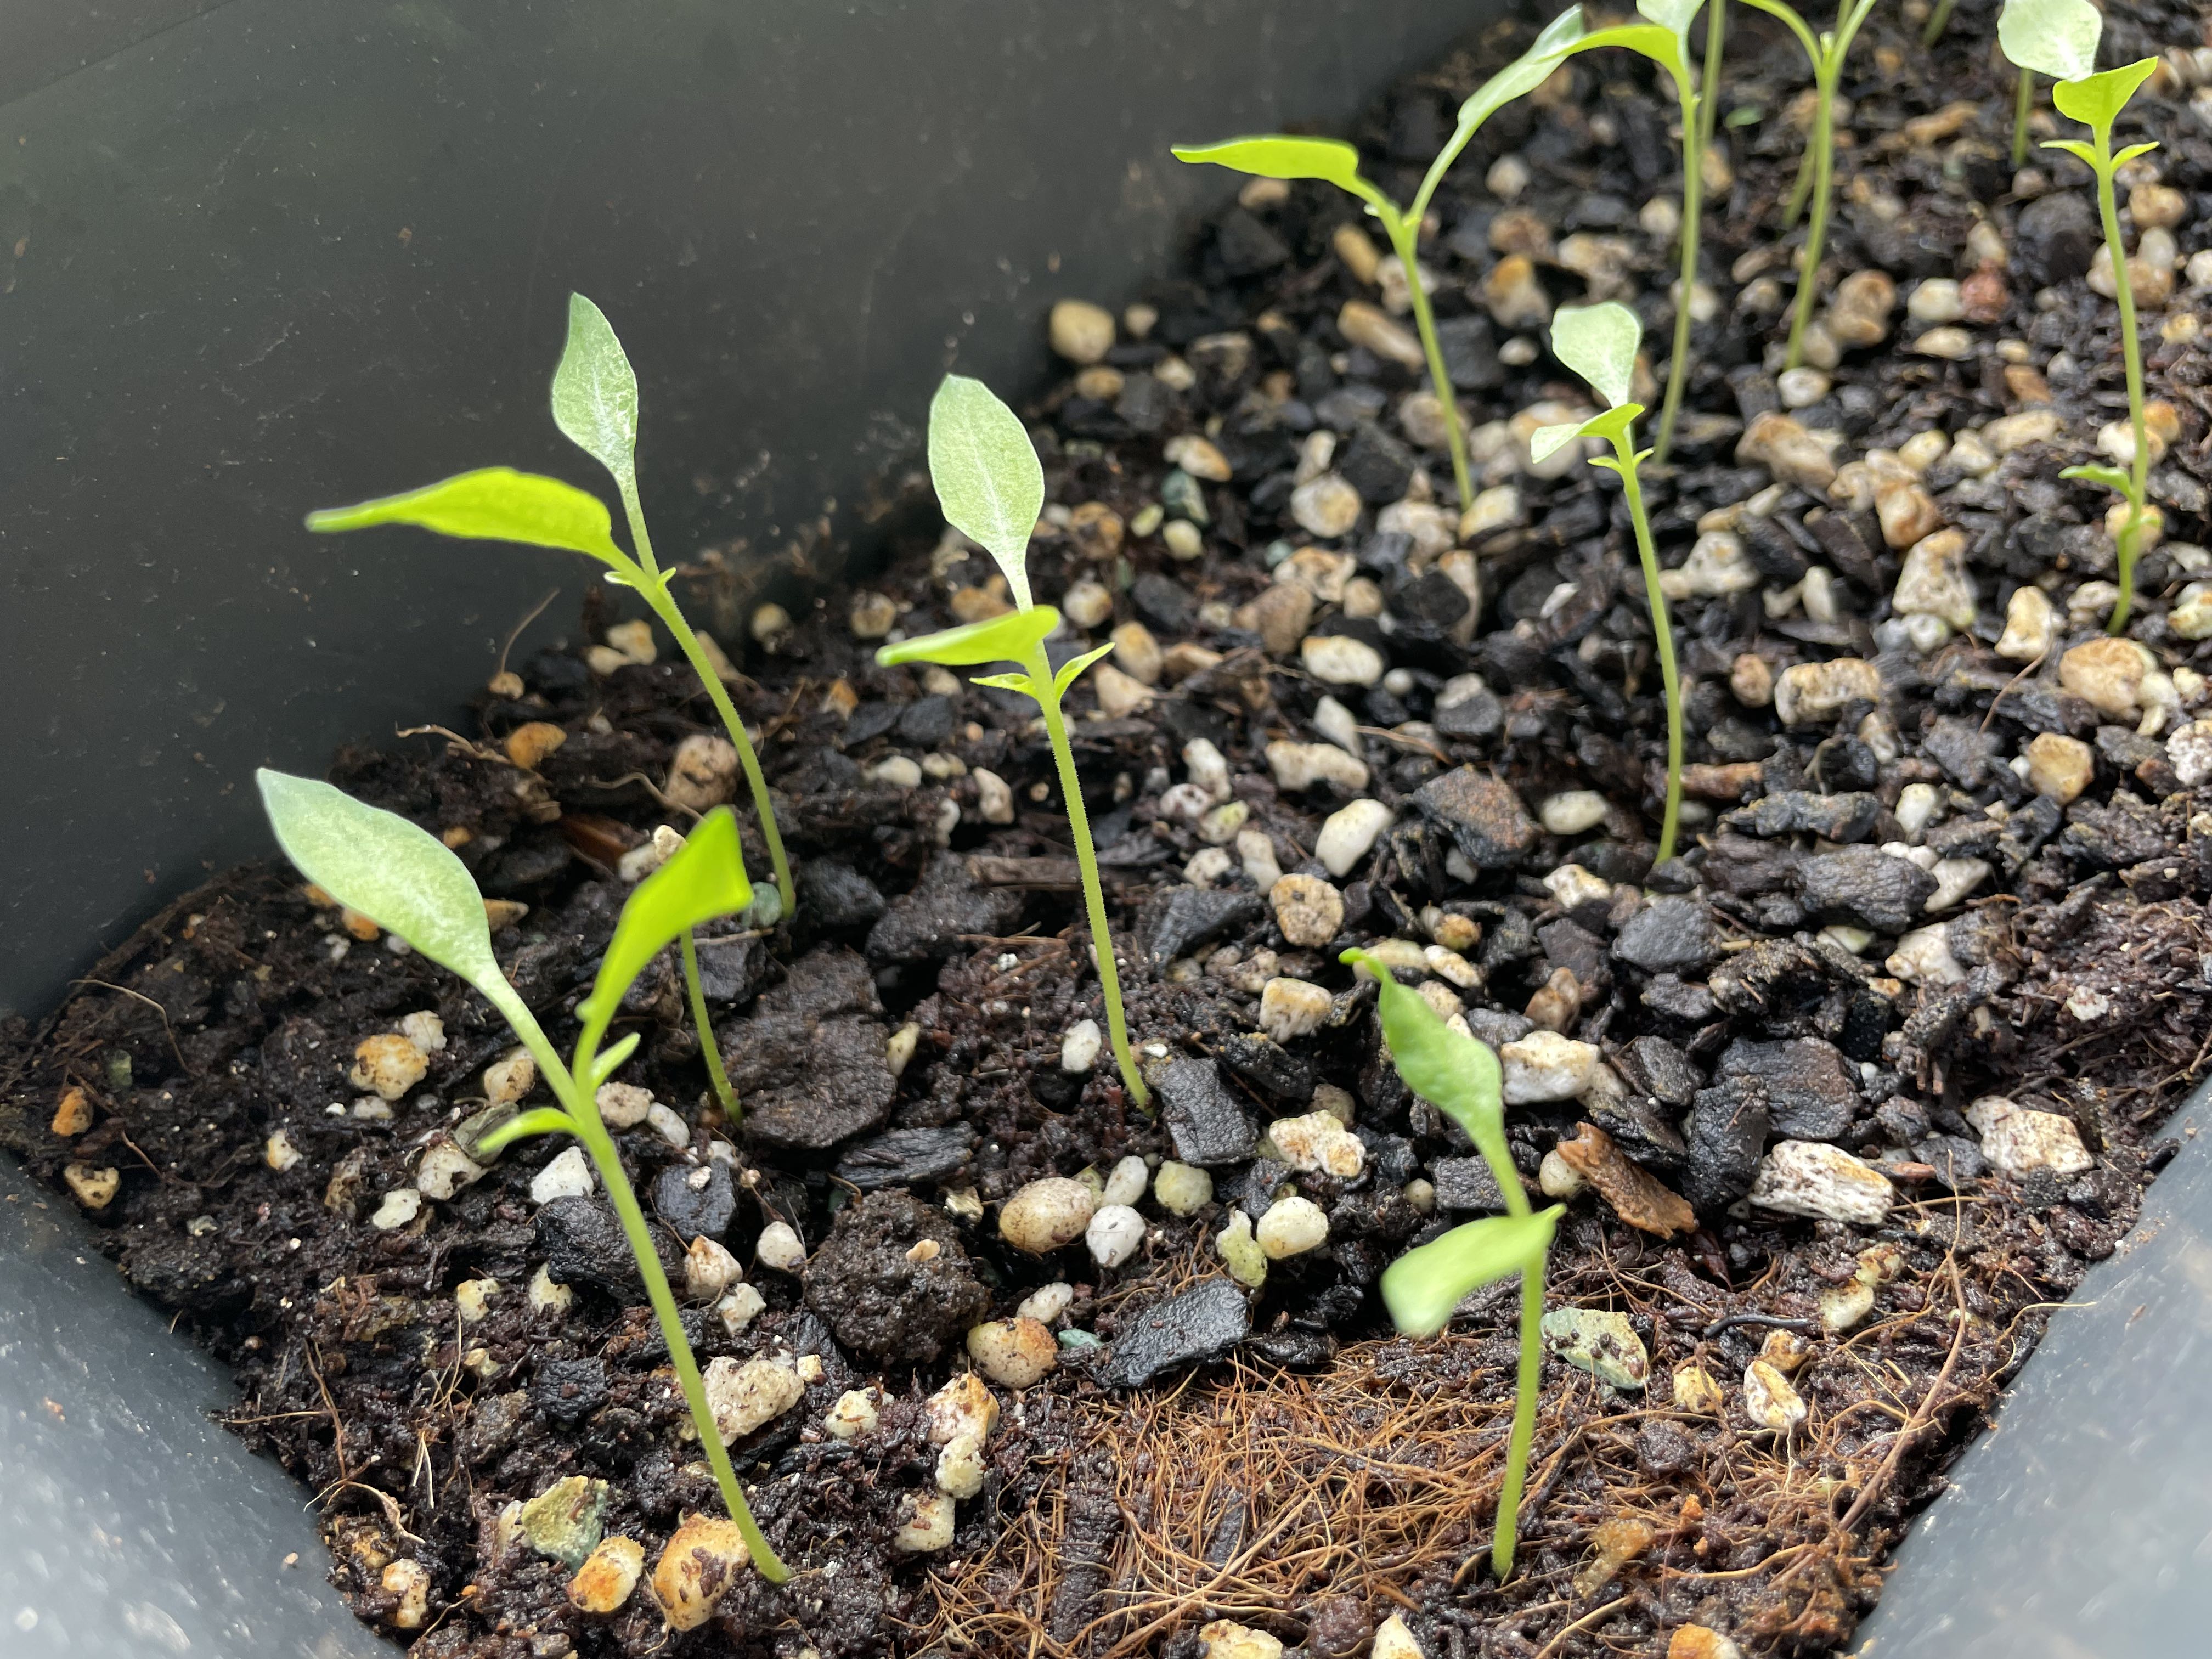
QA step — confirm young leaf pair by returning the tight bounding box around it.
[1176,0,1710,472]
[256,771,791,1581]
[877,376,1149,1109]
[1532,303,1685,864]
[306,293,783,1120]
[1345,949,1560,1579]
[2000,0,2160,633]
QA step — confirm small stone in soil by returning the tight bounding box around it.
[1144,885,1264,967]
[1613,898,1716,974]
[651,1515,753,1629]
[1798,848,1938,933]
[1717,1038,1860,1141]
[531,1356,610,1427]
[1748,1141,1895,1224]
[833,1125,976,1190]
[1153,1056,1257,1166]
[1413,767,1539,869]
[518,1474,609,1570]
[1154,1161,1215,1215]
[802,1189,990,1361]
[1099,1279,1252,1387]
[1541,1307,1649,1390]
[567,1534,645,1615]
[968,1316,1060,1386]
[651,1160,735,1240]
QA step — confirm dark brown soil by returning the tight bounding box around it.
[8,2,2212,1655]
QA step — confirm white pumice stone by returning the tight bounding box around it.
[1259,977,1333,1042]
[967,1317,1059,1387]
[350,1034,429,1101]
[645,1103,691,1150]
[684,1235,742,1301]
[1060,1019,1103,1074]
[371,1188,424,1231]
[755,1221,807,1272]
[416,1139,487,1201]
[1966,1096,2095,1177]
[483,1048,538,1105]
[530,1147,594,1204]
[264,1128,304,1172]
[1017,1282,1076,1324]
[700,1355,804,1443]
[1235,828,1283,889]
[1316,799,1395,877]
[1267,1111,1365,1178]
[1000,1178,1096,1252]
[714,1283,765,1335]
[1499,1031,1600,1104]
[398,1011,448,1053]
[894,1491,957,1553]
[1256,1194,1330,1259]
[824,1388,879,1440]
[1540,791,1610,835]
[1313,694,1364,755]
[529,1263,574,1314]
[1748,1142,1894,1224]
[1154,1162,1215,1216]
[1103,1154,1149,1207]
[1086,1204,1147,1268]
[455,1278,499,1323]
[595,1082,653,1128]
[935,1431,989,1498]
[1216,1209,1269,1285]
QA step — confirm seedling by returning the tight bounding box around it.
[1533,304,1684,861]
[307,294,797,917]
[256,772,791,1581]
[1179,7,1711,471]
[2000,0,2159,631]
[876,376,1149,1109]
[1743,0,1880,369]
[1343,948,1560,1578]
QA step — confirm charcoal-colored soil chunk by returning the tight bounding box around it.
[2015,190,2099,285]
[1709,937,1828,1018]
[1132,571,1197,634]
[1917,1133,1987,1189]
[1431,1156,1509,1212]
[1142,884,1263,968]
[802,1189,989,1362]
[1099,1279,1252,1387]
[1436,313,1504,390]
[896,694,958,748]
[833,1126,976,1190]
[1679,1084,1770,1211]
[1720,792,1880,842]
[1413,767,1538,869]
[726,948,896,1150]
[1617,1034,1701,1107]
[1798,848,1937,932]
[1216,1032,1316,1103]
[2062,796,2169,870]
[1613,897,1715,973]
[803,861,888,930]
[531,1355,608,1426]
[1718,1037,1860,1140]
[1587,1090,1688,1172]
[652,1160,736,1240]
[1434,683,1504,740]
[1153,1057,1256,1166]
[864,851,1025,966]
[1339,422,1418,503]
[538,1196,679,1298]
[123,1232,248,1313]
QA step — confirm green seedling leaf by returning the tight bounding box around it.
[306,469,628,567]
[470,1107,575,1159]
[1381,1208,1561,1337]
[970,672,1036,693]
[1170,135,1376,200]
[1451,7,1593,142]
[2061,463,2135,494]
[1340,947,1503,1143]
[577,809,753,1033]
[2114,141,2161,168]
[551,293,641,485]
[1997,0,2101,82]
[1053,641,1116,697]
[929,376,1045,610]
[1576,21,1690,81]
[1550,302,1643,408]
[1530,422,1595,466]
[2041,138,2101,167]
[1530,403,1644,465]
[588,1031,641,1088]
[2052,58,2158,129]
[257,770,506,997]
[875,605,1060,669]
[1636,0,1702,43]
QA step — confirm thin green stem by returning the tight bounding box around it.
[1613,443,1683,863]
[1655,74,1702,464]
[618,482,797,915]
[1920,0,1955,48]
[1023,645,1149,1109]
[1382,211,1474,506]
[1784,66,1837,371]
[680,929,742,1122]
[486,987,791,1581]
[1698,0,1729,163]
[2012,67,2033,170]
[1493,1267,1546,1577]
[2094,153,2149,633]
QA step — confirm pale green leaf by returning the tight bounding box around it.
[588,1031,641,1088]
[1381,1209,1560,1336]
[1453,7,1593,139]
[1575,21,1691,82]
[470,1107,575,1159]
[1529,421,1594,465]
[1636,0,1702,43]
[306,469,628,567]
[257,770,505,996]
[2052,59,2158,129]
[876,605,1059,670]
[1170,136,1376,201]
[577,809,753,1033]
[1052,642,1116,697]
[1340,947,1503,1144]
[1997,0,2101,82]
[2041,138,2101,167]
[2061,462,2134,494]
[929,375,1044,608]
[1551,302,1643,408]
[551,292,640,484]
[2113,141,2161,168]
[969,672,1036,693]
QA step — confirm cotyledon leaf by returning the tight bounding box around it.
[928,375,1044,608]
[551,292,641,485]
[1381,1209,1561,1337]
[577,808,753,1034]
[305,468,629,567]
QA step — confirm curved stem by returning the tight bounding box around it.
[1492,1267,1546,1578]
[2012,67,2033,170]
[1784,62,1837,371]
[1383,210,1473,506]
[484,985,791,1581]
[1024,644,1149,1109]
[1655,77,1702,465]
[1615,443,1683,863]
[618,482,797,915]
[1920,0,1955,48]
[2095,155,2149,633]
[681,929,742,1122]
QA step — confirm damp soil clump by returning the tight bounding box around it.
[10,3,2212,1655]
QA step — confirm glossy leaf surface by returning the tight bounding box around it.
[2051,59,2157,128]
[551,292,641,484]
[1997,0,2102,81]
[577,809,752,1032]
[1452,9,1593,143]
[1171,136,1374,198]
[1381,1209,1560,1336]
[928,376,1043,608]
[876,605,1059,669]
[258,770,505,996]
[306,469,627,566]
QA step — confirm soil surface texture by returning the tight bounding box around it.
[10,3,2212,1655]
